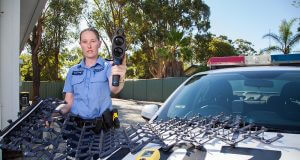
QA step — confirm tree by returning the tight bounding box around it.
[192,35,237,65]
[191,33,213,64]
[128,50,152,79]
[292,0,300,7]
[126,0,210,78]
[27,0,85,100]
[233,39,257,55]
[20,47,83,82]
[60,47,83,76]
[208,37,237,57]
[127,30,193,78]
[42,0,85,80]
[88,0,210,78]
[27,17,43,100]
[89,0,127,58]
[292,0,300,32]
[20,53,33,81]
[262,18,300,54]
[162,29,192,77]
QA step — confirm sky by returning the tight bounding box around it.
[203,0,300,53]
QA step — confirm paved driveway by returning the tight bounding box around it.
[112,98,163,127]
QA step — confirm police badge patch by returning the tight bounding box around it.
[72,70,83,75]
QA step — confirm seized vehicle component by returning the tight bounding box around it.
[0,98,283,159]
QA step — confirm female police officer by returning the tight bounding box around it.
[48,28,126,159]
[57,27,126,119]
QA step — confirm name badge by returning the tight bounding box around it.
[94,67,104,72]
[72,71,83,75]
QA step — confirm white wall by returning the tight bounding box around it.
[0,0,46,158]
[0,0,20,131]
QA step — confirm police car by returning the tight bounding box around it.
[137,54,300,160]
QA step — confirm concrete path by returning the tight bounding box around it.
[112,98,163,127]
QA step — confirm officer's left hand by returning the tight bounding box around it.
[111,56,127,82]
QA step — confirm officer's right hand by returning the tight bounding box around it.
[45,104,66,128]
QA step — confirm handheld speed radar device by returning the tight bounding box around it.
[112,28,126,86]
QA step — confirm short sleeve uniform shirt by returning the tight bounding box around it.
[63,57,112,119]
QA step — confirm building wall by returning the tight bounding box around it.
[0,0,20,130]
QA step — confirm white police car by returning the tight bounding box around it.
[137,66,300,160]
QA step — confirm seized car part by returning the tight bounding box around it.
[0,98,283,159]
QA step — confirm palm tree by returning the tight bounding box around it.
[262,18,300,54]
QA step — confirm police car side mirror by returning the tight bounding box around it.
[141,104,159,121]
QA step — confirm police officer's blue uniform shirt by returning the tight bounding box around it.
[63,57,112,119]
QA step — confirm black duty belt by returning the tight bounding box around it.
[68,115,104,134]
[69,108,120,131]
